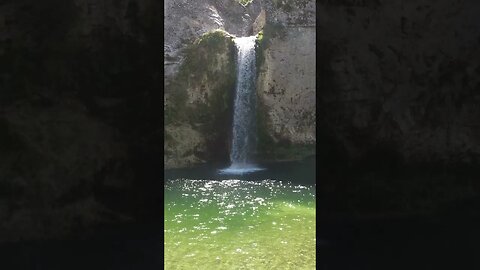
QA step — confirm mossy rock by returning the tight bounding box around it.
[165,30,236,162]
[254,89,314,161]
[237,0,254,6]
[165,30,235,124]
[255,30,266,71]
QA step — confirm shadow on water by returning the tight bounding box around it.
[164,156,316,185]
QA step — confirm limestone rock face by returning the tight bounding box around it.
[164,0,317,167]
[252,9,266,34]
[255,0,316,161]
[256,27,316,160]
[164,1,266,169]
[164,125,207,169]
[164,0,262,85]
[316,1,480,166]
[164,0,225,83]
[164,30,236,169]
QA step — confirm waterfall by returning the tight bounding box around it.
[219,36,264,175]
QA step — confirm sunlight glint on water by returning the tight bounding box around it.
[164,179,316,269]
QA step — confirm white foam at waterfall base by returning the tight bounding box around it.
[218,164,265,175]
[219,35,265,175]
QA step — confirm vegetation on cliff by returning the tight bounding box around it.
[237,0,254,6]
[165,30,236,166]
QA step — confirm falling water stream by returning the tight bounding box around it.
[219,36,264,175]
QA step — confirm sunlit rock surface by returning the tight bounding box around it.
[256,4,316,161]
[164,0,262,84]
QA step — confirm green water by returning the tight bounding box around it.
[165,168,316,270]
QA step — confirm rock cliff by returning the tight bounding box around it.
[255,0,316,161]
[164,30,236,168]
[164,0,317,167]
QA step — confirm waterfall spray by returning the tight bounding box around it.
[219,36,264,175]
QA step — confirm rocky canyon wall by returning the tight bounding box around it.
[256,0,316,161]
[164,0,317,168]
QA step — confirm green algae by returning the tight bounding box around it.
[165,30,236,162]
[237,0,254,6]
[165,30,235,127]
